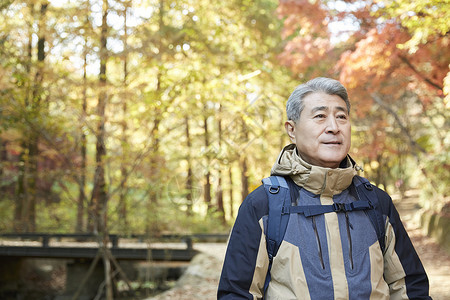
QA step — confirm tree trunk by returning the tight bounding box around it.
[240,120,249,202]
[77,30,88,233]
[0,139,6,193]
[118,2,130,230]
[216,105,225,223]
[145,97,162,235]
[203,114,212,210]
[217,170,225,221]
[149,116,161,205]
[102,246,113,300]
[24,1,48,232]
[240,156,249,202]
[228,166,234,220]
[94,0,112,298]
[146,0,165,208]
[15,150,26,232]
[14,28,33,233]
[89,0,109,237]
[26,134,38,232]
[185,117,193,215]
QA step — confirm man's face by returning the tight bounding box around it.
[285,92,351,168]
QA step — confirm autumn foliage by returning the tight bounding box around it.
[277,0,449,202]
[0,0,448,236]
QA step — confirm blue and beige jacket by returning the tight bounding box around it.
[218,145,430,299]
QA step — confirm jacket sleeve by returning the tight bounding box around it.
[377,188,432,300]
[218,186,269,299]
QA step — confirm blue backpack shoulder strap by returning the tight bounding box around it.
[261,175,386,296]
[261,175,297,296]
[262,176,291,262]
[352,175,386,253]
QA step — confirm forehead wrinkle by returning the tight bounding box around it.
[335,106,349,114]
[311,106,328,113]
[310,105,348,114]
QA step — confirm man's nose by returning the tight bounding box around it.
[325,117,339,133]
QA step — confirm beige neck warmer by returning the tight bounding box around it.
[271,144,358,198]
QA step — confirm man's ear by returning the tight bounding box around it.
[285,120,296,143]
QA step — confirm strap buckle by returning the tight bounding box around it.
[364,182,373,191]
[333,202,346,213]
[269,186,280,194]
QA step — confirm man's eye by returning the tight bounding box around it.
[337,115,347,119]
[314,114,326,118]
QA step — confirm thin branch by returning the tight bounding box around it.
[398,55,443,91]
[105,248,136,295]
[371,93,427,156]
[71,249,102,300]
[94,268,120,300]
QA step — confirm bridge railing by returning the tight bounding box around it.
[0,233,229,250]
[0,233,120,248]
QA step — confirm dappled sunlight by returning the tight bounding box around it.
[0,0,448,298]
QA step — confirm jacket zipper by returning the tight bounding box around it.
[311,216,325,270]
[345,212,354,270]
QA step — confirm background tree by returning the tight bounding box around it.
[277,0,449,207]
[0,0,446,238]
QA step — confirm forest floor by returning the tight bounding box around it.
[147,189,450,300]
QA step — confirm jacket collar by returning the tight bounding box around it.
[271,144,358,197]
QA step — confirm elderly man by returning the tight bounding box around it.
[217,77,431,299]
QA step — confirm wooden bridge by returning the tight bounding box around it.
[0,233,196,261]
[0,232,228,260]
[0,232,228,299]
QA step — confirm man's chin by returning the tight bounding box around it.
[317,154,347,168]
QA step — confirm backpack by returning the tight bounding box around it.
[261,175,386,295]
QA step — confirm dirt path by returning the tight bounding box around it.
[145,244,226,299]
[148,190,449,299]
[392,190,450,300]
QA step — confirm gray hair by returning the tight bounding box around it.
[286,77,350,122]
